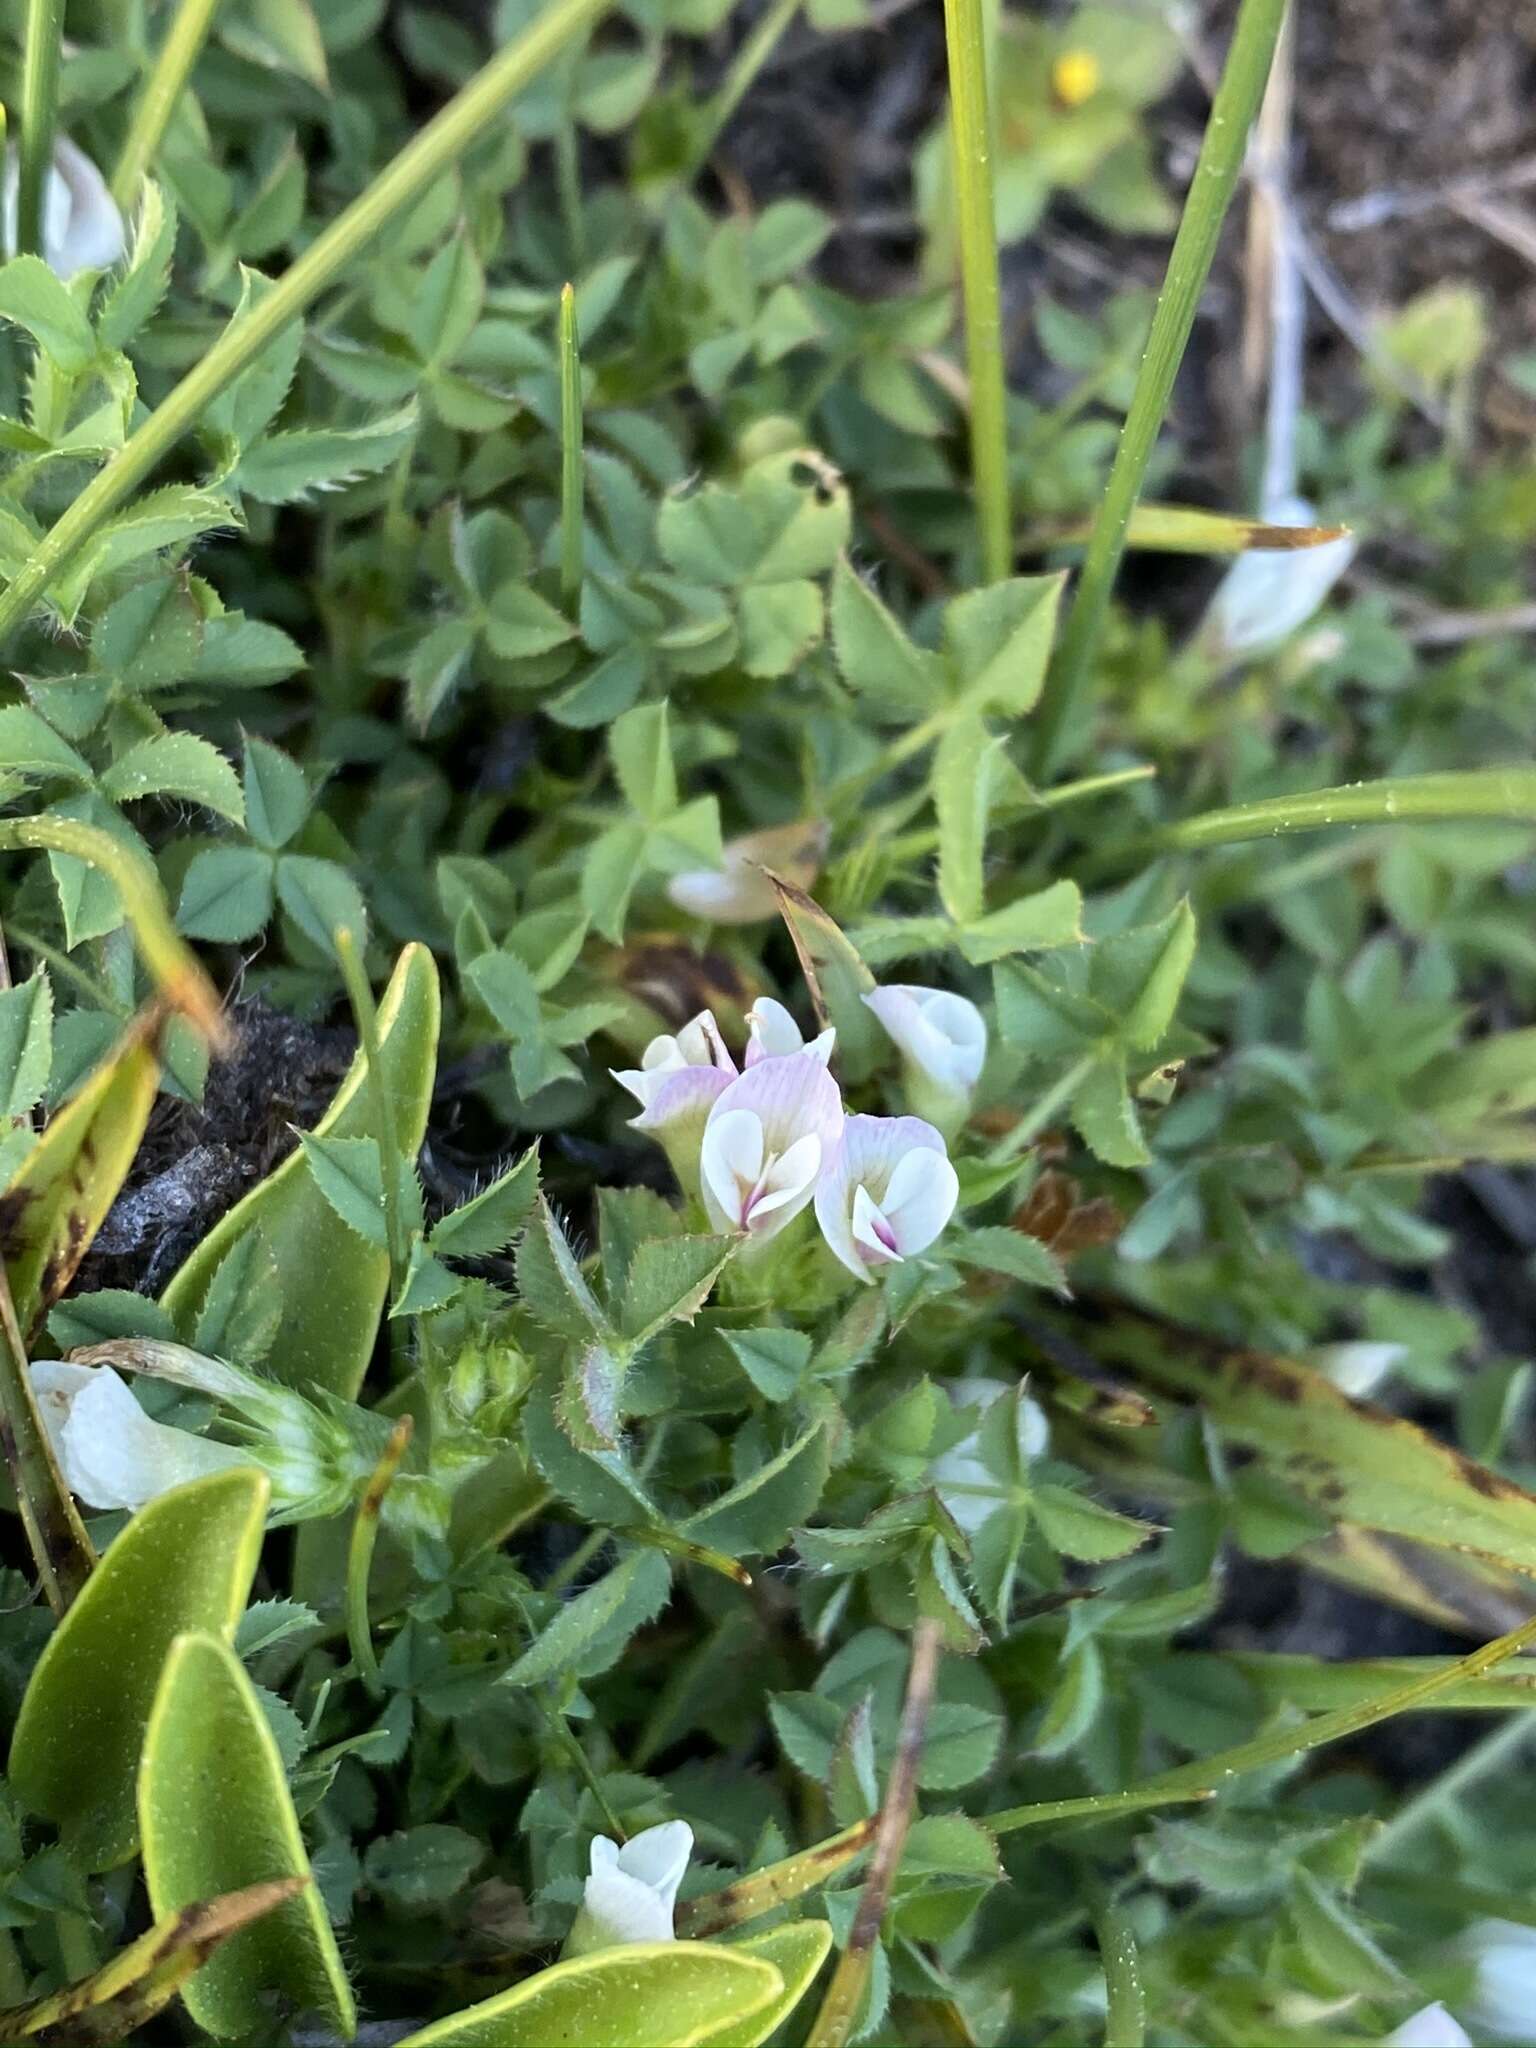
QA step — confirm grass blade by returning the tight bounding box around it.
[1164,768,1536,850]
[559,283,583,604]
[1031,0,1289,776]
[989,1606,1536,1835]
[0,814,225,1046]
[941,0,1009,583]
[110,0,224,211]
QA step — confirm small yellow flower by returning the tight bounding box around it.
[1051,49,1101,108]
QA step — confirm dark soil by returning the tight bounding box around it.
[75,1000,353,1296]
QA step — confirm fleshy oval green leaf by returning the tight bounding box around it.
[700,1921,834,2046]
[160,943,441,1396]
[9,1467,269,1870]
[393,1943,783,2048]
[139,1631,357,2041]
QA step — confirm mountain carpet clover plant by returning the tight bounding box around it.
[0,0,1525,2042]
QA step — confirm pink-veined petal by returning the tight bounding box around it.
[881,1144,960,1255]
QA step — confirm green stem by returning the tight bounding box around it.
[805,1621,941,2048]
[1030,0,1288,777]
[1036,762,1156,809]
[686,0,802,177]
[110,0,224,210]
[17,0,65,260]
[0,0,609,645]
[0,816,224,1044]
[621,1522,752,1587]
[984,1053,1095,1166]
[941,0,1009,583]
[346,1414,413,1698]
[544,1526,609,1595]
[0,1257,96,1614]
[988,1605,1536,1835]
[558,283,583,605]
[1162,769,1536,851]
[534,1694,628,1841]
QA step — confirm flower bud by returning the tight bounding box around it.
[814,1114,958,1282]
[666,819,827,925]
[562,1821,693,1957]
[700,1050,843,1243]
[862,983,987,1136]
[3,138,125,279]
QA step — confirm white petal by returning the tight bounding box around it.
[815,1114,954,1278]
[565,1822,693,1956]
[746,997,804,1062]
[32,1362,245,1511]
[626,1063,733,1136]
[1198,497,1356,664]
[667,820,827,925]
[700,1108,764,1231]
[612,1064,666,1112]
[745,1132,822,1230]
[703,1054,843,1241]
[615,1820,693,1913]
[48,137,126,277]
[880,1145,960,1256]
[673,1012,734,1072]
[1387,2006,1472,2048]
[1466,1919,1536,2037]
[576,1863,675,1945]
[863,985,987,1095]
[642,1035,689,1073]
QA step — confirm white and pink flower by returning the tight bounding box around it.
[815,1114,959,1281]
[700,1051,844,1243]
[612,1011,737,1194]
[863,984,987,1135]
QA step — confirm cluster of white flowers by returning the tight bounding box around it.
[614,985,986,1280]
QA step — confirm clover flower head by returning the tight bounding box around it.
[814,1113,959,1282]
[700,1051,843,1242]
